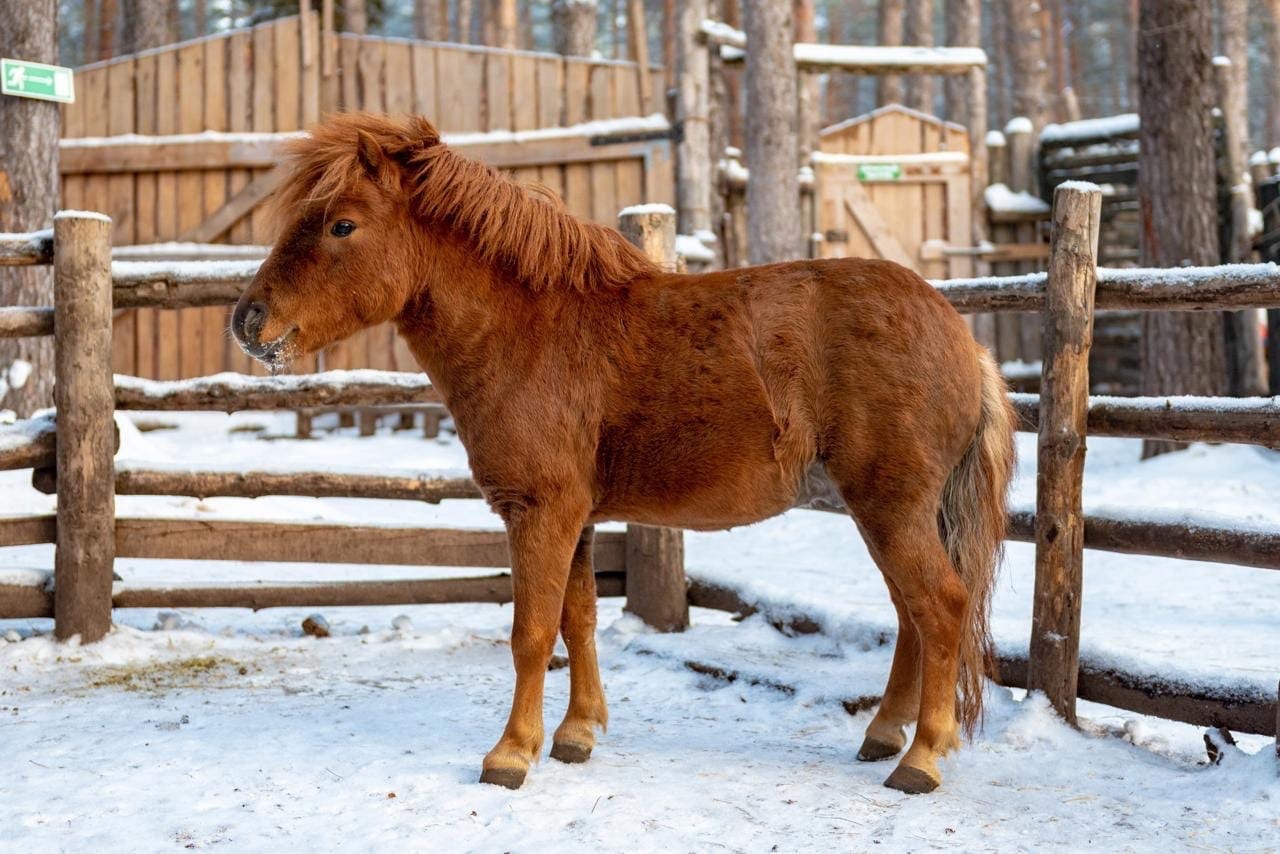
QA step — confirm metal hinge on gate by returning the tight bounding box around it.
[824,229,849,243]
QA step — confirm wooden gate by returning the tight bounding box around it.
[814,105,972,279]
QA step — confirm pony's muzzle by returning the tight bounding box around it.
[232,300,268,347]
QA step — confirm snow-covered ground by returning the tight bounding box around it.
[1,410,1277,850]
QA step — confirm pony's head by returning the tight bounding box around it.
[231,113,439,370]
[232,112,660,371]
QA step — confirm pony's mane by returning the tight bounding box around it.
[271,112,661,292]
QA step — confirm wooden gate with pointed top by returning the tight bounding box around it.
[814,105,973,280]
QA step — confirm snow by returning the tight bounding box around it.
[53,209,114,224]
[0,410,54,457]
[794,44,987,69]
[113,242,271,261]
[1003,116,1033,135]
[60,130,305,149]
[114,369,431,401]
[820,104,967,138]
[812,150,969,166]
[1057,179,1102,193]
[1040,113,1140,146]
[1097,261,1280,287]
[112,258,262,284]
[984,183,1051,215]
[985,129,1006,147]
[1,407,1278,848]
[675,234,715,264]
[717,156,749,185]
[1250,149,1269,167]
[615,203,675,218]
[7,359,32,390]
[0,227,53,263]
[441,114,670,148]
[698,18,745,48]
[1270,147,1280,165]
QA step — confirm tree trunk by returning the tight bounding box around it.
[193,0,207,38]
[416,0,449,40]
[98,0,118,59]
[83,0,99,65]
[990,0,1011,127]
[663,0,675,88]
[722,0,744,153]
[495,0,518,48]
[0,0,59,418]
[343,0,368,35]
[1138,0,1227,457]
[794,0,818,164]
[1007,0,1049,133]
[744,0,800,264]
[903,0,934,113]
[877,0,904,106]
[122,0,175,54]
[944,0,979,126]
[552,0,596,56]
[675,0,712,238]
[1267,0,1280,148]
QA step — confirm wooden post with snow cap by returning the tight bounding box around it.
[618,204,689,632]
[1027,182,1102,724]
[52,211,116,644]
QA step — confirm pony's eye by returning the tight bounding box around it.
[330,220,356,237]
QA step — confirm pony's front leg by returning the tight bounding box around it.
[550,526,608,764]
[480,500,586,789]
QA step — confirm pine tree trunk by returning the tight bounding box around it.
[1007,0,1049,132]
[793,0,818,164]
[416,0,449,40]
[552,0,596,56]
[495,0,518,48]
[944,0,979,126]
[0,0,59,418]
[1267,0,1280,148]
[83,0,99,66]
[877,0,904,106]
[1138,0,1227,457]
[744,0,800,264]
[122,0,175,54]
[343,0,368,35]
[98,0,118,59]
[903,0,933,113]
[193,0,207,38]
[455,0,473,42]
[675,0,711,237]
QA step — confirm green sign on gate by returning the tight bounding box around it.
[1,58,75,104]
[856,163,902,182]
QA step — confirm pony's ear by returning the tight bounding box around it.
[355,130,385,179]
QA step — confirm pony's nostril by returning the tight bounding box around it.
[242,301,267,339]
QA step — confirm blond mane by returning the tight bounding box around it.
[270,112,660,292]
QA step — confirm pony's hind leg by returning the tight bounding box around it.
[856,578,921,762]
[846,488,968,794]
[550,526,609,764]
[480,499,587,789]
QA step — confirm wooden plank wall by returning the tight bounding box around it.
[61,15,670,380]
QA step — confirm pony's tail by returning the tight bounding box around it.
[939,347,1016,736]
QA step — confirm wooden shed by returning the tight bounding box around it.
[813,104,973,279]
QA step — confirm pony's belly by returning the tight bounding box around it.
[592,455,808,531]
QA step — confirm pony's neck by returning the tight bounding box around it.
[395,233,575,408]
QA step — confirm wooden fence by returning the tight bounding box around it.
[59,14,671,382]
[2,191,1279,740]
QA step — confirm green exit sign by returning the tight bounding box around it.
[857,163,901,182]
[2,58,75,103]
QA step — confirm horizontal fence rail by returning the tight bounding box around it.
[114,370,439,411]
[1,572,627,618]
[1009,392,1280,446]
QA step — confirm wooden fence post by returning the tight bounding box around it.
[1027,182,1101,723]
[53,211,116,644]
[617,205,689,632]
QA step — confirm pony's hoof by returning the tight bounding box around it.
[550,741,592,764]
[884,764,940,795]
[479,767,527,789]
[857,735,904,762]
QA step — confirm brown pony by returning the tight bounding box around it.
[232,113,1015,795]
